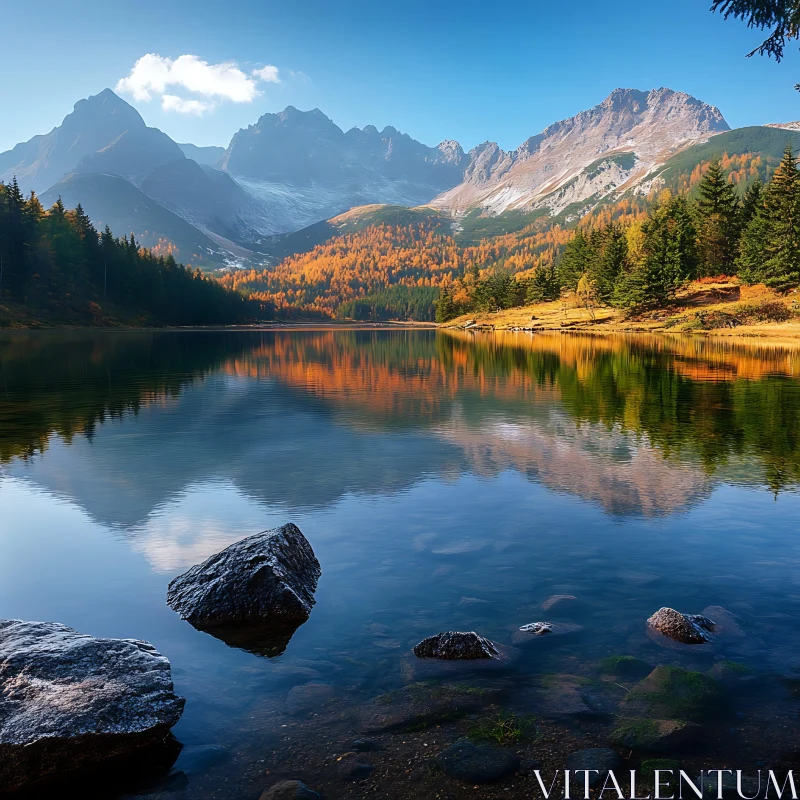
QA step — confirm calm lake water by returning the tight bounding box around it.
[2,329,800,799]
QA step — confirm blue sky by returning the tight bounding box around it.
[3,0,800,153]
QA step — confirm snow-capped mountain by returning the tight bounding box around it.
[220,106,467,233]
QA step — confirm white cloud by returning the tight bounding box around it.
[161,94,213,115]
[116,54,288,114]
[252,65,280,84]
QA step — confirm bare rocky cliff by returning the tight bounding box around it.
[428,88,729,217]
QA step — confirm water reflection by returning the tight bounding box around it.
[2,329,800,798]
[2,330,797,529]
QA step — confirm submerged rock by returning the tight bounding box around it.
[508,674,616,719]
[610,718,702,752]
[511,621,582,645]
[337,753,374,781]
[707,660,754,688]
[357,682,504,733]
[435,739,520,784]
[519,621,553,635]
[166,524,321,657]
[413,631,499,660]
[286,683,337,716]
[647,607,715,645]
[622,666,722,721]
[0,619,185,792]
[700,605,745,638]
[259,780,321,800]
[540,594,580,613]
[597,655,653,679]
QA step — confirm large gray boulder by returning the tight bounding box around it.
[0,619,184,792]
[167,524,320,627]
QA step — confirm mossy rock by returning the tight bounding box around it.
[598,655,652,679]
[623,666,723,720]
[610,718,702,752]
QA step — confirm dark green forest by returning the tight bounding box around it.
[0,179,268,326]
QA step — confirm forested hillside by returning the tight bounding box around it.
[0,179,265,326]
[438,147,800,319]
[223,142,800,322]
[5,135,800,326]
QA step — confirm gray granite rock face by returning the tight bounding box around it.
[413,631,499,660]
[167,524,321,628]
[647,607,715,644]
[0,619,185,792]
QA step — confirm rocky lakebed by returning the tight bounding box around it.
[3,523,800,800]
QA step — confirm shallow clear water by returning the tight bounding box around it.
[2,329,800,798]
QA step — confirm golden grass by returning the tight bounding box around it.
[441,280,800,338]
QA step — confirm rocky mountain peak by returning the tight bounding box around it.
[435,140,467,165]
[0,89,179,194]
[429,86,730,217]
[600,87,650,112]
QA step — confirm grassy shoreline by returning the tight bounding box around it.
[439,279,800,338]
[5,279,800,338]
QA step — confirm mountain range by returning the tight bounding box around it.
[0,86,790,268]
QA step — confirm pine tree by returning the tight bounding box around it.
[736,212,770,284]
[738,178,764,233]
[738,145,800,290]
[591,223,628,301]
[557,230,593,290]
[762,145,800,290]
[612,194,697,308]
[435,290,458,322]
[4,178,29,294]
[526,260,561,302]
[696,158,739,275]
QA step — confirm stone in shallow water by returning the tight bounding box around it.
[541,594,580,612]
[413,631,499,660]
[597,655,653,679]
[357,682,504,733]
[434,739,520,783]
[166,524,321,657]
[511,621,583,645]
[565,748,621,787]
[337,753,374,781]
[610,718,703,752]
[259,779,321,800]
[520,621,553,635]
[286,683,337,716]
[707,660,755,688]
[622,666,722,721]
[0,619,185,793]
[512,675,614,719]
[647,607,715,645]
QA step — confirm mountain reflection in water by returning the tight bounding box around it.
[2,329,800,799]
[2,330,797,531]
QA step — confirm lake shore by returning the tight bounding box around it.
[5,278,800,338]
[440,279,800,338]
